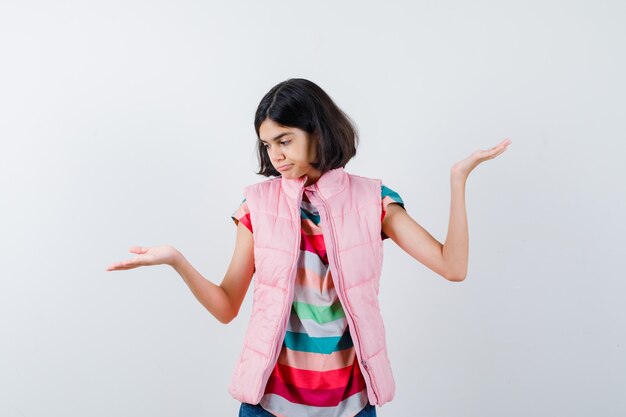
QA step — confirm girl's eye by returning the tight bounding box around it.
[262,140,289,149]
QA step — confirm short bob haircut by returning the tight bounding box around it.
[254,78,359,177]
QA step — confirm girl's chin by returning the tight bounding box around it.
[280,170,301,178]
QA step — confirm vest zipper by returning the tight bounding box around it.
[255,185,304,401]
[310,187,381,405]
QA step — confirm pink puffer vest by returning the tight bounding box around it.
[228,167,396,406]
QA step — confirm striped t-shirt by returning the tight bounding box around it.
[231,184,405,417]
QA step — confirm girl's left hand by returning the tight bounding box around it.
[451,138,512,180]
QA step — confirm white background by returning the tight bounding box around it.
[1,0,624,416]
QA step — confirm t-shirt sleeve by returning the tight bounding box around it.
[231,198,253,233]
[381,184,406,240]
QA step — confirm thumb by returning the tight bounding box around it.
[128,246,149,254]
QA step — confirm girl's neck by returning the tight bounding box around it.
[303,169,322,187]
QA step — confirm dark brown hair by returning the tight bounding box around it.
[254,78,359,177]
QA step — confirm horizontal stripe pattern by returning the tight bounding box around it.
[291,300,346,324]
[272,362,356,390]
[277,345,356,371]
[287,314,346,338]
[292,278,338,307]
[296,250,329,287]
[264,360,366,406]
[231,185,404,416]
[260,390,369,417]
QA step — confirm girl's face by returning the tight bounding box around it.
[259,118,322,185]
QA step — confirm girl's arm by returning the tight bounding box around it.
[382,175,467,281]
[106,221,255,324]
[382,139,511,281]
[172,221,255,324]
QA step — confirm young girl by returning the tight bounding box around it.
[106,78,511,417]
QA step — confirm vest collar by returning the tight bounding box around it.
[280,167,349,200]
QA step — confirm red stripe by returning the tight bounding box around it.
[271,362,356,390]
[239,213,253,233]
[300,233,327,263]
[264,361,366,406]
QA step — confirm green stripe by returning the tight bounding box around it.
[292,300,346,324]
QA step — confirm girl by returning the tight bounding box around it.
[106,78,511,417]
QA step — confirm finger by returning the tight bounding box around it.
[475,147,506,163]
[106,265,124,271]
[106,262,125,271]
[497,139,512,149]
[491,146,508,156]
[106,266,134,271]
[485,147,508,160]
[106,259,140,270]
[479,148,496,157]
[487,141,510,155]
[490,139,510,150]
[106,265,129,271]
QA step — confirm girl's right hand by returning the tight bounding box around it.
[105,245,181,271]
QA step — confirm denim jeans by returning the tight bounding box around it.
[238,402,377,417]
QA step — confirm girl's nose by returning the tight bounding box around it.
[269,146,284,161]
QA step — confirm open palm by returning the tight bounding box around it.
[452,138,512,179]
[106,245,180,271]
